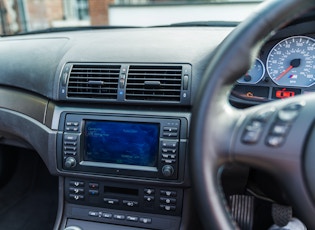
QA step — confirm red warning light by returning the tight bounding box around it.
[275,88,295,99]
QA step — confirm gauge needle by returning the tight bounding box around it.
[275,58,301,81]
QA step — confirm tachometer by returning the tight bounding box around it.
[266,36,315,87]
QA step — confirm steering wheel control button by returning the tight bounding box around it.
[278,103,303,122]
[266,135,285,147]
[271,124,290,135]
[254,109,275,121]
[242,120,264,144]
[278,110,299,122]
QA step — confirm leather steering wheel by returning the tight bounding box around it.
[190,0,315,229]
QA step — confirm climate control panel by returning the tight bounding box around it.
[65,178,183,216]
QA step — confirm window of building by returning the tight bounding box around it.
[63,0,89,21]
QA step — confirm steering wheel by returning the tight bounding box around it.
[190,0,315,229]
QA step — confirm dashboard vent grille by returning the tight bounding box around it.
[67,64,120,99]
[126,65,182,102]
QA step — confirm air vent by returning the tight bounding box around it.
[126,65,182,102]
[67,64,121,99]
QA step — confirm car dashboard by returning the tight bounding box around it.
[0,8,314,230]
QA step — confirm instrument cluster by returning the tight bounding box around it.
[231,34,315,106]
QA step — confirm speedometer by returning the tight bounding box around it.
[266,36,315,87]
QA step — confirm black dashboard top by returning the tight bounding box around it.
[0,27,232,105]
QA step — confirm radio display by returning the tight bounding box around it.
[84,120,159,167]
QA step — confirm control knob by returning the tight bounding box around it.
[162,165,174,177]
[65,157,77,168]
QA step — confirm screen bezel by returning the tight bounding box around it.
[58,113,183,180]
[80,119,160,173]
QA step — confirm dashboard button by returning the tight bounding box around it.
[114,214,125,220]
[64,135,78,141]
[139,217,152,224]
[144,188,155,195]
[64,151,76,156]
[160,197,176,204]
[162,141,177,148]
[126,216,139,222]
[69,187,84,194]
[104,198,119,205]
[69,181,84,187]
[88,211,101,217]
[163,127,178,132]
[144,195,155,202]
[163,132,178,138]
[123,200,139,207]
[160,204,176,211]
[102,213,112,219]
[89,183,99,189]
[160,190,177,197]
[69,194,84,201]
[88,189,99,196]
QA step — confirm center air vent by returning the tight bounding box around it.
[67,64,121,99]
[126,65,183,102]
[60,63,191,105]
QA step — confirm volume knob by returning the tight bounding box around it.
[162,165,174,177]
[65,157,77,168]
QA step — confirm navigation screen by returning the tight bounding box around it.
[84,120,159,167]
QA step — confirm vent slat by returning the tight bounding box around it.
[126,88,181,92]
[67,64,120,99]
[68,82,118,85]
[70,72,119,76]
[126,65,182,102]
[127,77,182,81]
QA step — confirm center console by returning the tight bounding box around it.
[56,111,189,230]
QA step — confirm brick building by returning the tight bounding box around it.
[0,0,115,35]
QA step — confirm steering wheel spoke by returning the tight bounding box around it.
[233,98,308,173]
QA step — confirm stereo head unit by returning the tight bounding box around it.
[57,114,187,181]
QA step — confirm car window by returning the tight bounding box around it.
[0,0,263,35]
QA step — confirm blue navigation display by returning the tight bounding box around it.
[84,120,159,167]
